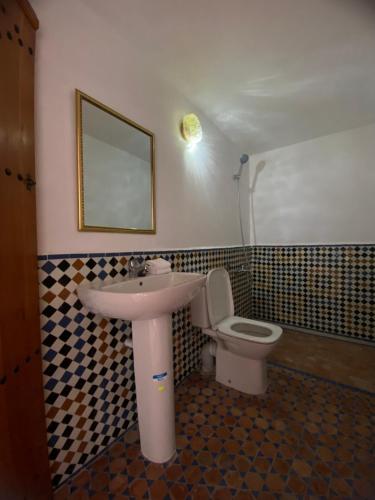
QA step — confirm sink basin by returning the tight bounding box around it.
[77,271,206,464]
[77,272,206,320]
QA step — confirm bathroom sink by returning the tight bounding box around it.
[77,271,206,464]
[77,272,206,321]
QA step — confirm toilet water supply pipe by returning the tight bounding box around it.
[201,341,217,374]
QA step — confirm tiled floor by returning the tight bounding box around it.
[269,329,375,392]
[55,364,375,499]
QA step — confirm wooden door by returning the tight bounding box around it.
[0,1,52,498]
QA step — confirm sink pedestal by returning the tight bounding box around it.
[132,315,176,463]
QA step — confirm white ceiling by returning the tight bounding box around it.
[81,0,375,153]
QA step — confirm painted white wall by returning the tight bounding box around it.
[32,0,249,254]
[249,123,375,245]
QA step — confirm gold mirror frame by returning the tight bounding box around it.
[76,90,156,234]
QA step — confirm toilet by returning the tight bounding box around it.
[191,267,283,395]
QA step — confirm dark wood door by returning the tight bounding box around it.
[0,1,52,498]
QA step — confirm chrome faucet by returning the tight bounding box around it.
[128,257,147,278]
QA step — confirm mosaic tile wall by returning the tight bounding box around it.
[38,246,250,487]
[251,245,375,343]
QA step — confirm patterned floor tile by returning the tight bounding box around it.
[54,365,375,499]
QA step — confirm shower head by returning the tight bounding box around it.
[234,153,250,179]
[240,153,249,165]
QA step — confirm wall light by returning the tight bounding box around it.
[181,113,202,145]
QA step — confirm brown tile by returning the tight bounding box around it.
[191,436,206,451]
[169,483,189,499]
[207,437,223,452]
[253,457,271,473]
[239,416,253,428]
[53,484,70,500]
[244,472,264,491]
[292,459,312,477]
[265,474,286,492]
[165,464,183,481]
[260,443,277,458]
[213,488,233,499]
[108,475,128,494]
[149,479,168,499]
[146,463,164,480]
[272,458,290,475]
[123,428,139,444]
[69,488,89,500]
[90,456,109,474]
[234,455,251,473]
[242,440,258,457]
[179,449,194,466]
[310,477,329,496]
[196,450,213,467]
[317,445,334,462]
[127,459,145,477]
[216,427,231,439]
[352,479,374,498]
[109,457,127,474]
[257,493,275,500]
[184,465,202,484]
[249,428,265,442]
[200,424,215,437]
[204,468,223,486]
[224,439,240,454]
[191,485,211,500]
[176,435,189,449]
[129,478,148,498]
[216,453,234,469]
[234,492,254,500]
[314,461,332,477]
[330,477,352,497]
[224,470,243,489]
[91,472,110,492]
[71,470,90,489]
[287,475,307,495]
[109,442,125,458]
[90,493,110,500]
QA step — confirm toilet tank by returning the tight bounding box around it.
[191,287,211,328]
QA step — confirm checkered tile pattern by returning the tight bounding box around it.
[251,245,375,343]
[55,365,375,499]
[38,247,250,487]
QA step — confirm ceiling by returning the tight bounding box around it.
[81,0,375,153]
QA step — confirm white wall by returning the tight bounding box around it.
[32,0,249,255]
[249,123,375,245]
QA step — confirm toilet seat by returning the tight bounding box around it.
[216,316,283,344]
[205,268,282,345]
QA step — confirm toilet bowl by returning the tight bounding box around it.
[191,267,283,395]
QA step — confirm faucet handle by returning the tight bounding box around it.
[128,257,146,277]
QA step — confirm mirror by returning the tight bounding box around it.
[76,90,155,233]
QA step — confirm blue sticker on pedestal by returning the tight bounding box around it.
[152,372,167,382]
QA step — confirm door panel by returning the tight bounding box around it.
[0,1,52,498]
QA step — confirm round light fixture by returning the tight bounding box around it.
[181,113,202,145]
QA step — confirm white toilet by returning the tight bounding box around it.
[191,267,283,395]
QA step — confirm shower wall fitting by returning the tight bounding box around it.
[38,243,374,487]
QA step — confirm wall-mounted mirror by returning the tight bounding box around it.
[76,90,155,233]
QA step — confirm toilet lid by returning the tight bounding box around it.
[206,268,234,327]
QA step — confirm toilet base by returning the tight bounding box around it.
[215,346,268,395]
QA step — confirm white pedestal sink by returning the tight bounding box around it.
[77,272,206,463]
